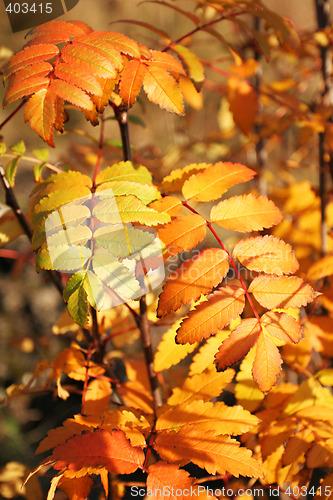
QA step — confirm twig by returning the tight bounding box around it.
[0,164,64,294]
[92,115,105,186]
[315,0,333,255]
[112,104,163,413]
[0,101,25,131]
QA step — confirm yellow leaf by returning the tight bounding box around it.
[160,163,209,193]
[233,235,299,275]
[211,195,282,232]
[249,275,318,309]
[154,320,198,372]
[235,349,265,412]
[182,162,256,202]
[253,332,282,392]
[189,330,231,375]
[154,427,263,478]
[143,65,184,115]
[307,254,333,281]
[167,367,235,405]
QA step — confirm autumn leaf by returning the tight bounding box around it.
[58,475,93,500]
[248,275,318,309]
[307,254,333,281]
[50,429,144,474]
[233,235,299,275]
[154,426,263,478]
[84,379,112,416]
[167,367,235,405]
[210,194,282,232]
[176,285,245,344]
[189,330,231,375]
[149,195,183,218]
[227,77,258,135]
[143,65,184,115]
[156,399,259,435]
[24,88,57,146]
[215,319,261,371]
[146,462,193,500]
[182,162,256,202]
[154,320,198,372]
[160,163,209,193]
[158,214,207,259]
[253,332,282,392]
[119,59,147,107]
[157,248,229,317]
[261,311,304,344]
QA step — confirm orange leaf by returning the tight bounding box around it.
[49,79,94,111]
[4,75,49,106]
[54,63,104,97]
[215,318,261,371]
[24,88,56,146]
[248,275,318,309]
[51,429,144,474]
[233,235,299,275]
[27,20,91,45]
[176,285,245,344]
[119,59,146,107]
[157,248,229,317]
[3,43,59,78]
[149,196,183,218]
[210,194,282,232]
[36,417,95,455]
[253,332,282,392]
[158,214,207,259]
[58,475,93,500]
[160,163,209,193]
[182,162,256,202]
[60,43,118,80]
[227,77,258,135]
[148,50,185,75]
[167,367,235,405]
[307,254,333,281]
[156,399,259,435]
[147,462,193,500]
[84,379,112,417]
[143,66,184,115]
[261,311,303,343]
[154,427,263,477]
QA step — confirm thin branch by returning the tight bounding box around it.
[315,0,333,255]
[113,104,163,414]
[0,101,25,131]
[0,164,64,294]
[183,200,261,323]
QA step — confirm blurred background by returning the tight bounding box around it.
[0,0,330,496]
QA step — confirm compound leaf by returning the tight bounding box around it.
[211,194,282,232]
[176,285,245,344]
[182,162,256,202]
[157,248,229,317]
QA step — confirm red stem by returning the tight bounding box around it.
[0,100,25,131]
[182,200,261,323]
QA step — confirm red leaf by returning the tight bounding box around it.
[51,429,144,474]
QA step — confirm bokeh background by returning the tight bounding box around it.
[0,1,330,497]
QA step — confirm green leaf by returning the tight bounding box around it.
[10,140,26,155]
[94,195,170,226]
[104,140,127,149]
[33,162,47,182]
[94,225,164,259]
[0,143,7,154]
[93,253,142,302]
[49,244,92,272]
[46,225,92,248]
[33,148,49,161]
[83,270,105,311]
[66,276,89,327]
[5,157,21,187]
[44,204,91,233]
[96,161,152,185]
[96,181,161,205]
[128,115,146,128]
[63,271,86,302]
